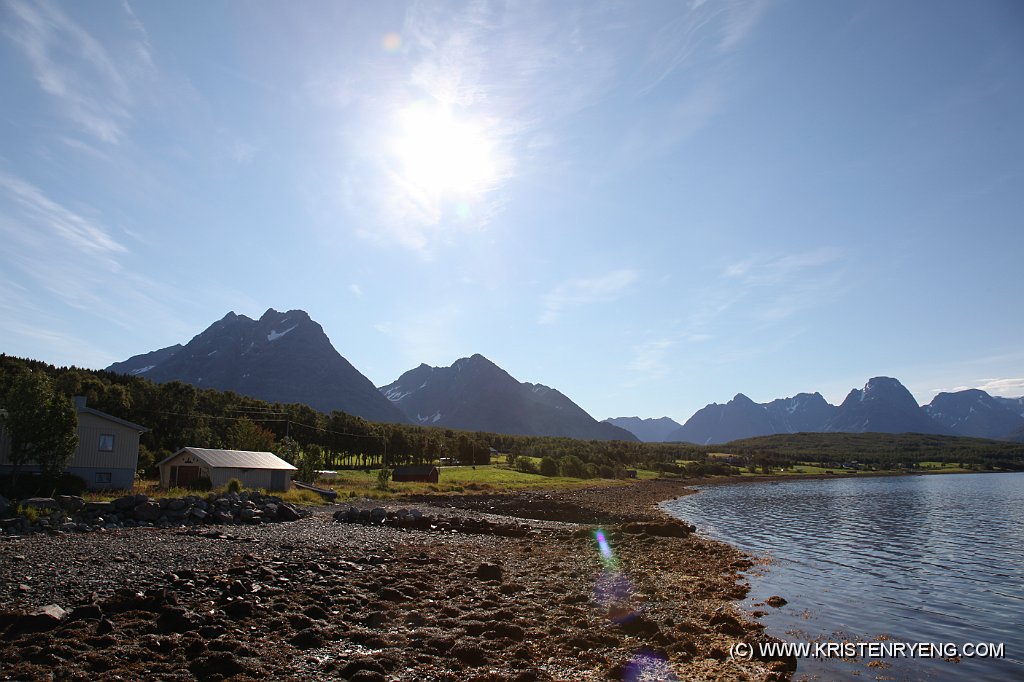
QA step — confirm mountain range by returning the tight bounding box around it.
[380,355,637,441]
[108,309,1024,444]
[612,377,1023,445]
[107,309,407,423]
[107,309,635,441]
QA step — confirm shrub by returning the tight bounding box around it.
[559,455,588,479]
[514,458,538,474]
[376,467,391,490]
[226,478,243,493]
[539,456,559,477]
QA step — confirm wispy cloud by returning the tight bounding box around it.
[0,172,127,264]
[348,283,363,297]
[723,247,845,285]
[4,0,153,143]
[934,378,1024,398]
[627,338,675,382]
[540,269,637,324]
[0,171,181,343]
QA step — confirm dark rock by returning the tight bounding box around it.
[223,600,254,618]
[278,503,301,522]
[475,562,503,581]
[189,651,247,678]
[68,604,103,621]
[157,605,197,633]
[290,628,325,649]
[765,595,787,607]
[451,643,489,665]
[56,495,85,512]
[19,604,67,631]
[23,497,59,511]
[340,659,387,678]
[303,605,329,621]
[709,612,748,636]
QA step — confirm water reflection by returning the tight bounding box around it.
[664,472,1024,681]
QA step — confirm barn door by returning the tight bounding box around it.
[270,470,286,491]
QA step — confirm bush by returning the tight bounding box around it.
[514,457,538,475]
[226,478,243,493]
[559,455,588,479]
[539,456,559,477]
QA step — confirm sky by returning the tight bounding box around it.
[1,0,1023,423]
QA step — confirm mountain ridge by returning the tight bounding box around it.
[380,354,637,441]
[107,308,408,423]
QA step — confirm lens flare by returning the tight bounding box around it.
[382,32,401,52]
[595,529,614,561]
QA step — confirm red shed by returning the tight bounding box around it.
[391,465,440,483]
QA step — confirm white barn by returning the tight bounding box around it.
[158,447,296,492]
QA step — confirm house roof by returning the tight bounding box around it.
[393,465,439,475]
[78,406,149,432]
[158,447,297,471]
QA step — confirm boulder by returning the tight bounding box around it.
[22,498,59,511]
[475,562,503,582]
[56,495,85,512]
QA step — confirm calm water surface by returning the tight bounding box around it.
[663,472,1024,681]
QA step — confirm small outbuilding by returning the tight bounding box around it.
[158,447,296,492]
[391,465,440,483]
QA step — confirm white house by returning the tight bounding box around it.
[157,447,296,491]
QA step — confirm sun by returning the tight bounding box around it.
[389,101,500,203]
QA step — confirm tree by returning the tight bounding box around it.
[277,436,301,465]
[295,444,324,483]
[227,417,277,452]
[539,455,559,477]
[3,371,78,489]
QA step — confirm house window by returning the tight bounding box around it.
[95,472,112,484]
[99,434,115,452]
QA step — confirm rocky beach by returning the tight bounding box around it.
[0,480,794,681]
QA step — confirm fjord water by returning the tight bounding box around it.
[663,473,1024,681]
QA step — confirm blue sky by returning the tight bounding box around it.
[2,0,1022,422]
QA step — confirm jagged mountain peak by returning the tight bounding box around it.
[107,309,406,423]
[380,356,636,441]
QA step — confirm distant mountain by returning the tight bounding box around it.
[603,416,682,442]
[666,394,776,445]
[107,309,407,423]
[825,377,952,435]
[993,396,1024,418]
[924,389,1024,440]
[665,378,963,445]
[765,392,837,433]
[380,354,637,441]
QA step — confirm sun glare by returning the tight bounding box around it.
[390,102,499,206]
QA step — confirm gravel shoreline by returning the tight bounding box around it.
[0,479,794,681]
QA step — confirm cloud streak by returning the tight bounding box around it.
[4,0,152,143]
[627,338,676,383]
[540,269,637,324]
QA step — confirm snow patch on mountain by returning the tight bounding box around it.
[267,325,298,342]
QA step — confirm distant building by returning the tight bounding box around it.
[0,396,148,490]
[157,447,296,491]
[391,465,440,483]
